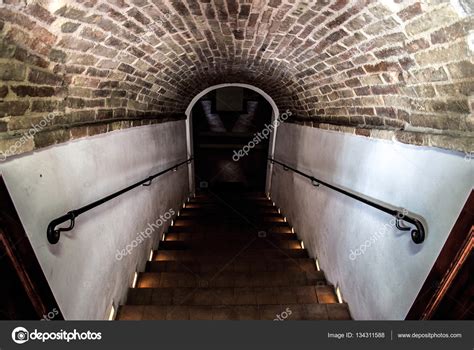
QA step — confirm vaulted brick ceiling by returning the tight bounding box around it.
[0,0,472,155]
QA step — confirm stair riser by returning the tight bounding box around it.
[173,220,290,226]
[147,260,317,273]
[154,250,309,261]
[164,232,295,240]
[137,271,325,288]
[182,203,276,208]
[176,212,281,216]
[126,286,337,306]
[180,206,278,212]
[168,225,292,234]
[117,303,351,320]
[173,217,286,224]
[159,240,301,250]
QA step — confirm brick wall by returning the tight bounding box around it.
[0,0,472,159]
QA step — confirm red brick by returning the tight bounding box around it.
[397,3,422,21]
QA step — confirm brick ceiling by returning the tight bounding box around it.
[0,0,473,153]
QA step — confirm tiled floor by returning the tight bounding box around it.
[117,192,351,320]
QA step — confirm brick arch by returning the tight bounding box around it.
[0,0,472,159]
[185,83,280,118]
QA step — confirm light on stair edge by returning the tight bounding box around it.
[149,250,154,261]
[132,272,138,288]
[335,286,344,304]
[107,303,115,321]
[300,241,305,249]
[162,233,166,241]
[315,258,321,271]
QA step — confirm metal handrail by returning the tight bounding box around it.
[268,158,425,244]
[47,158,193,244]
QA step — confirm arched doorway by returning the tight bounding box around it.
[185,84,280,195]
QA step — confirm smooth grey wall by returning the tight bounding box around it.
[0,121,189,320]
[270,123,473,320]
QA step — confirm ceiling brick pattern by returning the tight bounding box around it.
[0,0,472,157]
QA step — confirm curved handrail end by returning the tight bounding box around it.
[47,222,61,244]
[410,219,425,244]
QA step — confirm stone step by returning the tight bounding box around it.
[154,248,309,261]
[183,197,272,203]
[159,238,301,250]
[117,303,351,320]
[180,206,279,215]
[126,285,338,306]
[136,270,325,288]
[167,222,291,233]
[176,212,280,220]
[163,230,295,241]
[146,258,317,273]
[184,201,275,209]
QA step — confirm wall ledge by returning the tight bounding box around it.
[0,114,186,161]
[286,119,473,154]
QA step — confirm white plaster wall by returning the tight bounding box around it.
[270,123,473,320]
[0,121,190,320]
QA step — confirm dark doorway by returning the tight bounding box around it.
[0,177,63,320]
[191,87,273,192]
[407,191,473,320]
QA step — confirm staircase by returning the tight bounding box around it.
[117,192,351,320]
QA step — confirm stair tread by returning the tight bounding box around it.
[117,303,351,320]
[126,285,338,305]
[162,236,297,242]
[154,249,309,261]
[147,258,317,273]
[137,270,325,288]
[167,227,291,234]
[159,240,301,250]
